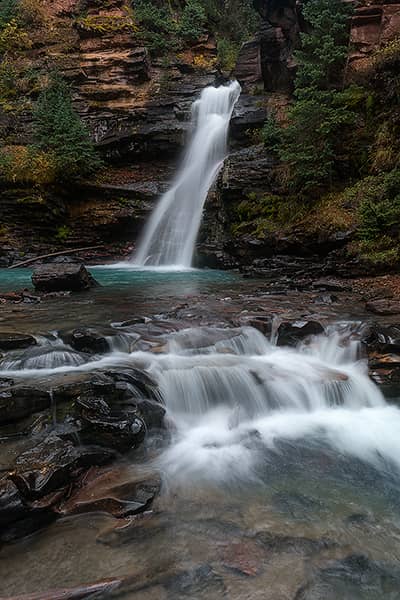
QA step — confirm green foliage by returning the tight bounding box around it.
[0,18,31,53]
[264,0,355,193]
[132,0,259,57]
[0,0,17,29]
[200,0,259,45]
[75,12,137,34]
[134,0,179,55]
[179,0,206,42]
[55,225,71,242]
[32,75,102,180]
[231,193,306,238]
[260,114,281,150]
[216,38,239,72]
[357,170,400,242]
[295,0,352,90]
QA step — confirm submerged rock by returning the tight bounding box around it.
[32,263,99,292]
[295,554,400,599]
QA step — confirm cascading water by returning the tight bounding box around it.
[132,81,241,268]
[3,323,400,486]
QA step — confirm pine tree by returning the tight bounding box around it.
[33,75,102,180]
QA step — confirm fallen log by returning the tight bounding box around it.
[8,246,104,269]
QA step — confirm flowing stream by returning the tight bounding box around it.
[133,81,241,267]
[2,292,400,597]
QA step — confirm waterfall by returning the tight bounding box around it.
[132,81,241,268]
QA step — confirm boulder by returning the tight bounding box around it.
[0,332,37,351]
[366,299,400,315]
[32,263,99,292]
[76,393,146,452]
[0,385,51,424]
[61,327,110,354]
[277,320,324,346]
[11,434,115,499]
[58,465,161,519]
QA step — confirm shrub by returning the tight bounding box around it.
[19,0,47,26]
[32,75,102,180]
[0,0,17,29]
[75,13,137,34]
[0,146,57,185]
[358,170,400,242]
[216,38,239,72]
[0,19,31,53]
[134,0,178,55]
[179,0,206,42]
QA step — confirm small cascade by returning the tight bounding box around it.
[0,346,93,371]
[2,322,400,484]
[133,81,241,267]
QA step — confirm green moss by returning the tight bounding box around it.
[231,193,306,239]
[55,225,71,242]
[75,12,137,34]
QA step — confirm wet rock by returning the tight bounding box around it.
[234,314,273,336]
[230,95,268,140]
[366,324,400,354]
[11,434,115,499]
[0,333,37,351]
[277,320,324,346]
[105,368,161,401]
[312,279,350,292]
[97,511,169,546]
[32,263,99,292]
[61,327,110,354]
[366,299,400,315]
[2,579,123,600]
[0,477,27,527]
[219,538,264,576]
[0,346,92,370]
[256,531,333,555]
[0,384,51,424]
[59,465,161,519]
[164,564,226,599]
[368,354,400,398]
[295,554,400,600]
[76,392,146,452]
[313,294,338,305]
[135,399,166,430]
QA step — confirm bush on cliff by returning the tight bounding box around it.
[32,75,102,181]
[179,0,206,42]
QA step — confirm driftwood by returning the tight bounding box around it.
[8,246,104,269]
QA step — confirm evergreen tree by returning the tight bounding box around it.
[263,0,354,193]
[33,75,102,180]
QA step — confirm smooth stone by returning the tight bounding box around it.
[32,263,99,292]
[0,333,37,351]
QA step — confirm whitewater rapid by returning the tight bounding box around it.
[2,324,400,485]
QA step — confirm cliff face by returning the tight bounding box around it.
[1,0,400,269]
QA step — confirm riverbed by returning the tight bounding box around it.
[1,267,400,600]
